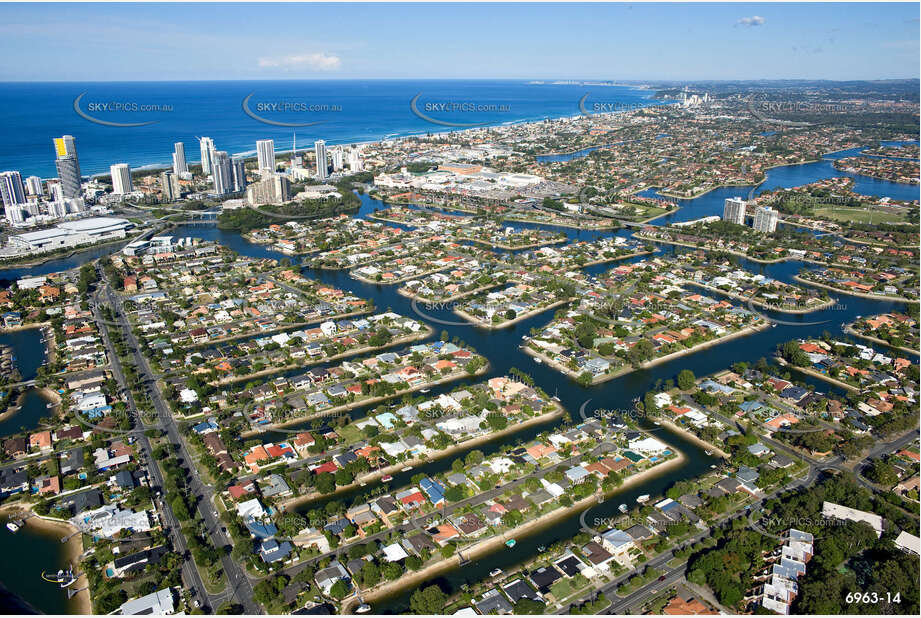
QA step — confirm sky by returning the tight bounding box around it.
[0,2,917,82]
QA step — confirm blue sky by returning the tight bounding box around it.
[0,2,917,81]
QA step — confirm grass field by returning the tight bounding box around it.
[813,206,909,224]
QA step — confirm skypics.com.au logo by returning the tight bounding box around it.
[241,92,341,127]
[73,92,173,127]
[577,94,677,116]
[410,93,511,127]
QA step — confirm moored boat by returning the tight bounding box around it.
[636,494,650,504]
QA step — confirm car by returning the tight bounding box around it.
[658,575,666,582]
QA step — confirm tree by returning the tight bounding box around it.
[315,472,336,494]
[328,579,350,600]
[410,585,446,614]
[677,369,696,391]
[628,339,655,365]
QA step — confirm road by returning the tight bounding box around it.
[94,267,262,614]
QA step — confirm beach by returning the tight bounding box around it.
[0,505,91,614]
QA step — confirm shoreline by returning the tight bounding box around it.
[655,416,730,459]
[207,325,433,387]
[522,321,770,385]
[0,504,91,614]
[792,274,919,304]
[641,322,771,370]
[281,402,565,512]
[681,280,835,314]
[240,362,490,437]
[775,357,861,393]
[343,450,687,612]
[843,324,920,356]
[453,298,571,330]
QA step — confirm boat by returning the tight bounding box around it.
[618,504,628,513]
[6,520,21,532]
[46,402,55,409]
[537,545,546,552]
[704,450,712,456]
[710,464,717,469]
[534,358,542,364]
[636,494,650,504]
[41,566,76,588]
[419,388,430,394]
[381,474,393,482]
[505,539,517,548]
[356,604,372,614]
[402,466,414,472]
[489,568,503,578]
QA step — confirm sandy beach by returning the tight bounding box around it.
[342,450,687,612]
[0,505,91,614]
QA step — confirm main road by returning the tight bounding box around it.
[93,264,262,614]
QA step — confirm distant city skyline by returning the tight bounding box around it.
[0,2,917,81]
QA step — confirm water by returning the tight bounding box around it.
[0,114,917,613]
[636,142,919,226]
[0,327,51,437]
[0,524,77,614]
[0,80,659,178]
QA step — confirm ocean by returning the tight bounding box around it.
[0,80,657,178]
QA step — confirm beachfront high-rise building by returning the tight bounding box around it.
[25,175,43,196]
[160,171,181,202]
[211,151,233,195]
[48,180,64,203]
[110,164,134,194]
[2,171,27,225]
[52,135,82,199]
[256,139,276,171]
[315,139,328,180]
[199,137,215,175]
[53,135,80,169]
[753,206,779,233]
[54,156,81,198]
[173,142,188,175]
[722,197,746,225]
[331,146,344,171]
[348,147,363,172]
[1,171,27,208]
[231,157,247,192]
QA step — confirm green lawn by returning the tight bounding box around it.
[336,423,363,444]
[813,206,908,224]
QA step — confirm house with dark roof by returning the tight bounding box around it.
[474,589,513,615]
[527,565,563,593]
[502,579,542,604]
